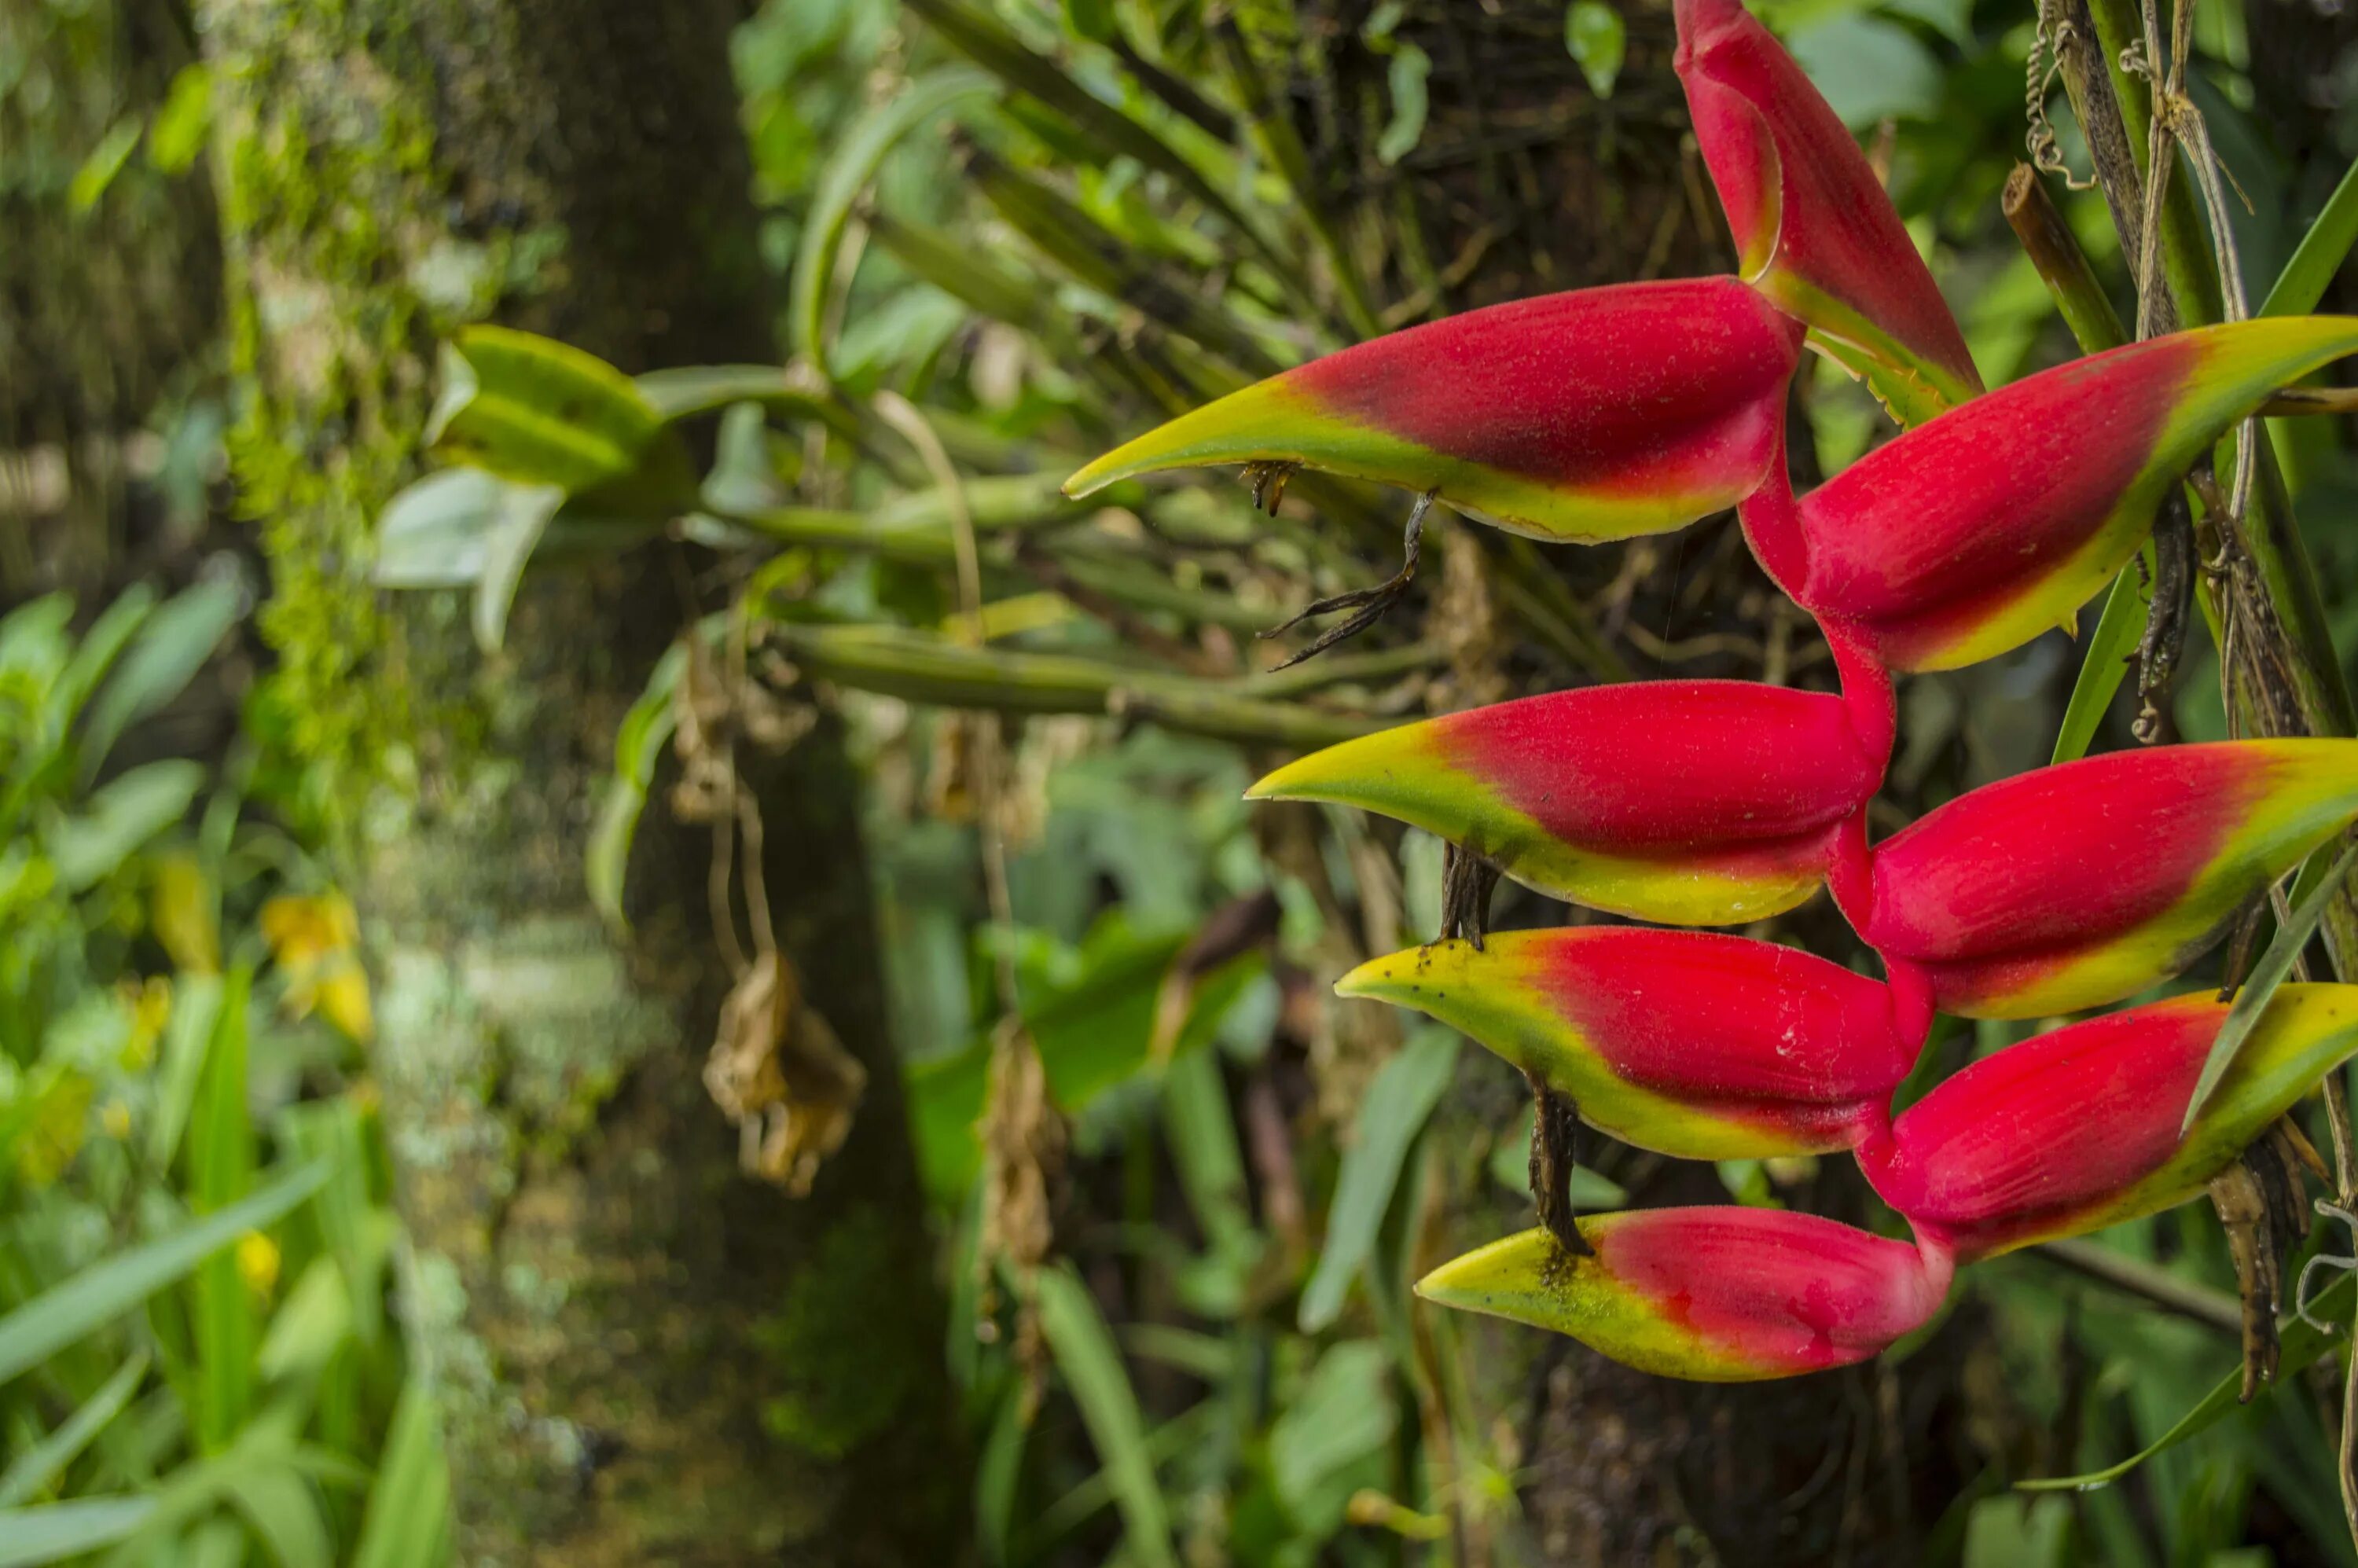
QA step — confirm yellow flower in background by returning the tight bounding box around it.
[262,891,374,1043]
[151,853,219,975]
[235,1231,281,1298]
[101,1100,132,1140]
[13,1072,93,1188]
[118,975,171,1068]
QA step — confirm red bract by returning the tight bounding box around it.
[1674,0,1979,424]
[1251,653,1891,927]
[1342,929,1923,1159]
[1063,278,1804,543]
[1854,739,2358,1019]
[1741,319,2358,670]
[1858,986,2358,1260]
[1416,1209,1951,1381]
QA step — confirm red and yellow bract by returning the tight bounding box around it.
[1063,278,1803,543]
[1068,0,2358,1385]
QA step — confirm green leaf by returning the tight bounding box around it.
[2024,1269,2355,1490]
[46,761,205,890]
[189,970,257,1453]
[424,326,663,492]
[68,121,143,215]
[790,67,997,379]
[586,641,686,933]
[50,586,156,746]
[1298,1028,1460,1332]
[0,1353,149,1508]
[1788,15,1941,127]
[0,1160,325,1386]
[81,577,241,778]
[147,973,224,1173]
[1376,44,1431,166]
[974,1390,1026,1568]
[470,482,567,653]
[1031,1262,1178,1568]
[146,64,214,174]
[1269,1339,1398,1534]
[2181,836,2358,1130]
[2051,544,2154,765]
[2263,153,2358,318]
[226,1466,334,1568]
[1565,2,1627,98]
[1060,0,1117,41]
[351,1375,451,1568]
[373,470,505,589]
[0,1497,156,1566]
[633,365,843,431]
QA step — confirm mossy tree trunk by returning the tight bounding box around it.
[193,2,964,1561]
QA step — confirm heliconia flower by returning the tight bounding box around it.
[1339,929,1923,1159]
[1857,986,2358,1261]
[1854,739,2358,1019]
[1740,318,2358,672]
[1416,1209,1950,1381]
[1674,0,1980,425]
[1062,278,1804,543]
[1248,666,1890,927]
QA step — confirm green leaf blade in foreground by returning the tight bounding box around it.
[0,1160,327,1387]
[424,325,661,491]
[2262,152,2358,319]
[1032,1261,1178,1568]
[2051,544,2154,766]
[0,1496,157,1567]
[2022,1270,2355,1491]
[790,66,997,379]
[2180,836,2358,1130]
[1298,1028,1460,1332]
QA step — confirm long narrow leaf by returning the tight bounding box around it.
[1030,1262,1178,1568]
[2182,836,2358,1129]
[0,1353,149,1508]
[2051,543,2154,765]
[0,1161,326,1386]
[2263,154,2358,318]
[0,1497,157,1567]
[1298,1029,1459,1332]
[351,1375,452,1568]
[789,67,997,378]
[2023,1269,2355,1490]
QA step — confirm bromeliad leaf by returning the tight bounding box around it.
[425,325,689,508]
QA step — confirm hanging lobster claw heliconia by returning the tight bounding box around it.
[1066,0,2358,1383]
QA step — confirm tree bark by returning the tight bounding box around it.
[193,2,964,1561]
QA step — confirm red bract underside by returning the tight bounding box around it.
[1289,280,1802,496]
[1674,0,1981,417]
[1440,679,1882,857]
[1534,929,1920,1108]
[1596,1207,1952,1370]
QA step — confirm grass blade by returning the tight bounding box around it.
[0,1161,326,1387]
[2262,153,2358,318]
[789,67,997,379]
[0,1496,157,1566]
[0,1353,149,1508]
[2182,836,2358,1130]
[2051,542,2153,765]
[1298,1028,1459,1332]
[188,967,256,1453]
[351,1374,452,1568]
[1031,1262,1177,1568]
